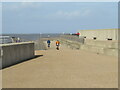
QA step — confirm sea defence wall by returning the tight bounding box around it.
[60,35,84,44]
[59,38,119,57]
[80,39,118,57]
[59,38,81,49]
[0,42,35,68]
[34,39,48,50]
[79,29,118,40]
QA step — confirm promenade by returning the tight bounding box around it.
[2,41,118,88]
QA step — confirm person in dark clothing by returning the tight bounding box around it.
[47,40,51,48]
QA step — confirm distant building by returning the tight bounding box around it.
[78,29,118,41]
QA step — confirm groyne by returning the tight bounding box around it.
[1,42,35,68]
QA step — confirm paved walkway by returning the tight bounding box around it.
[2,41,118,88]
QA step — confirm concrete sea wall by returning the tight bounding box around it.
[59,38,118,57]
[59,38,81,49]
[34,38,48,50]
[79,29,118,40]
[80,39,118,56]
[60,35,84,44]
[1,42,35,68]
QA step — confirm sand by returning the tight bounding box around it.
[2,41,118,88]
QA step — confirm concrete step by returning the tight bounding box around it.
[80,45,118,56]
[84,39,118,49]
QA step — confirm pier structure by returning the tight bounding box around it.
[2,40,118,88]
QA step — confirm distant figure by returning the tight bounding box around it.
[56,40,60,50]
[11,37,16,43]
[17,37,21,42]
[11,37,14,43]
[47,40,51,48]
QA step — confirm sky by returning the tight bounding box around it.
[2,2,118,34]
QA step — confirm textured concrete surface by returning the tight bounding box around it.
[2,41,118,88]
[84,39,118,49]
[79,29,118,40]
[60,38,118,56]
[1,42,35,68]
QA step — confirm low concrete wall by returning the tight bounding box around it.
[60,38,118,57]
[59,38,81,49]
[34,39,47,50]
[80,45,118,57]
[84,39,118,49]
[1,42,35,68]
[60,35,84,44]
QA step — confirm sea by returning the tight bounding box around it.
[0,34,61,44]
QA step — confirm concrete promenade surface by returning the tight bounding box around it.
[2,41,118,88]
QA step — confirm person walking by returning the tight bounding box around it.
[56,40,60,50]
[17,37,21,42]
[47,40,51,48]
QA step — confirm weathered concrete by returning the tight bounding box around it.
[2,41,118,88]
[60,35,84,44]
[79,29,118,40]
[80,45,118,56]
[84,39,118,49]
[59,38,118,56]
[59,38,81,49]
[34,39,47,50]
[1,42,35,68]
[80,39,118,56]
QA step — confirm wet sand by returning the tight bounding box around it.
[2,41,118,88]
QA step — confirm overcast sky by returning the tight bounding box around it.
[2,2,118,34]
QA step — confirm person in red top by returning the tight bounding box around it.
[56,40,60,50]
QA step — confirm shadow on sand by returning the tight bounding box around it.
[2,55,43,69]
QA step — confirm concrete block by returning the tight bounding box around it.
[1,42,35,68]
